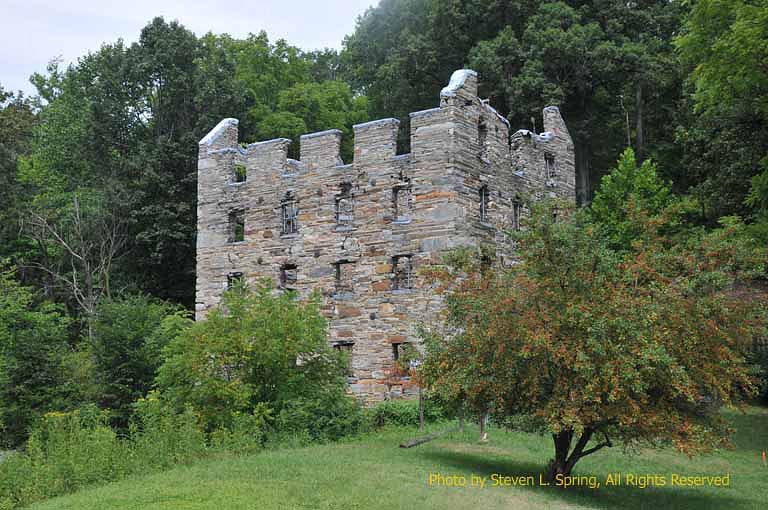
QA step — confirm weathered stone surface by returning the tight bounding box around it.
[195,69,575,404]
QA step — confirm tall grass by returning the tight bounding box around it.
[0,396,447,509]
[0,397,251,510]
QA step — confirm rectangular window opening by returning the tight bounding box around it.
[228,210,245,243]
[333,341,355,375]
[335,182,354,227]
[478,118,489,162]
[393,185,412,223]
[392,255,414,290]
[512,201,523,231]
[333,260,354,294]
[233,163,247,183]
[545,153,557,179]
[281,194,298,235]
[479,185,490,222]
[279,263,297,290]
[227,271,244,289]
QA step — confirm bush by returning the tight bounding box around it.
[747,347,768,402]
[90,295,189,428]
[209,405,271,454]
[0,406,128,507]
[366,398,445,428]
[156,283,352,433]
[130,392,207,468]
[0,266,72,447]
[273,390,364,444]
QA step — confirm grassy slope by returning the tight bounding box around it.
[31,406,768,510]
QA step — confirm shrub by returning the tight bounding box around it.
[90,294,189,428]
[0,266,72,447]
[156,283,352,434]
[0,406,128,507]
[747,346,768,402]
[273,390,364,444]
[130,392,207,469]
[209,404,271,454]
[366,398,445,428]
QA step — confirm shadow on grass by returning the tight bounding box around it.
[728,408,768,452]
[420,448,749,510]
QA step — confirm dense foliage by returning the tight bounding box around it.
[422,192,767,477]
[0,266,71,446]
[589,147,680,250]
[156,283,361,440]
[675,0,768,223]
[342,0,684,199]
[0,404,207,509]
[90,295,187,428]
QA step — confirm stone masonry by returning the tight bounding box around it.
[196,69,575,404]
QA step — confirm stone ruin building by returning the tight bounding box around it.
[196,69,575,403]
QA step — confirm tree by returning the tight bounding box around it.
[156,282,354,433]
[676,0,768,123]
[21,20,370,308]
[25,18,252,307]
[0,265,71,446]
[90,294,187,428]
[421,201,764,479]
[342,0,685,200]
[589,147,677,250]
[265,81,369,161]
[0,86,38,265]
[21,190,127,337]
[675,0,768,223]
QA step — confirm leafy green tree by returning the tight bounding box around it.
[422,202,764,479]
[218,31,313,135]
[156,282,354,434]
[267,81,369,161]
[676,0,768,122]
[675,0,768,223]
[22,21,369,309]
[589,147,677,250]
[90,294,187,428]
[25,18,252,307]
[0,86,38,265]
[0,265,71,446]
[674,109,768,222]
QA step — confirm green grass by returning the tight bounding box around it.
[30,406,768,510]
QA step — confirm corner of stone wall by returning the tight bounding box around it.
[542,106,571,142]
[199,118,239,154]
[439,69,478,107]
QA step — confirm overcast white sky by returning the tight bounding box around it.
[1,0,375,96]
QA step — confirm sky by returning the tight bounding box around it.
[0,0,375,96]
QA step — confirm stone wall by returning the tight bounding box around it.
[196,69,576,404]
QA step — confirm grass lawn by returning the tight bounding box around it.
[30,405,768,510]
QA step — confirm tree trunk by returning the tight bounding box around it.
[479,414,489,442]
[635,84,644,162]
[547,427,610,481]
[418,385,424,431]
[574,139,592,205]
[547,430,573,479]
